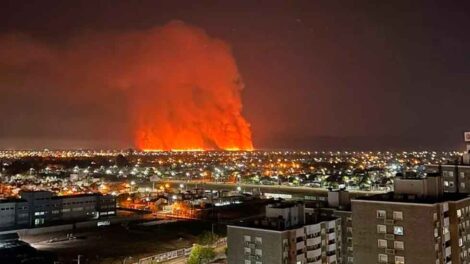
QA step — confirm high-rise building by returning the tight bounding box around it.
[227,201,342,264]
[352,174,470,264]
[427,132,470,193]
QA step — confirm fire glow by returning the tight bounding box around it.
[128,21,254,151]
[0,21,253,151]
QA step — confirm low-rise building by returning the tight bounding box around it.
[0,191,116,230]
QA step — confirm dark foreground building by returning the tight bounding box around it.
[0,191,116,231]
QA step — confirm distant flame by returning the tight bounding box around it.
[127,21,254,151]
[0,21,254,150]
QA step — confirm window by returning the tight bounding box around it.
[255,237,262,244]
[444,181,449,187]
[395,256,405,264]
[462,183,466,189]
[245,260,251,264]
[34,218,44,226]
[377,225,387,234]
[255,249,262,256]
[378,254,388,263]
[244,247,251,254]
[378,239,387,248]
[377,210,386,219]
[393,211,403,220]
[458,209,462,217]
[394,226,404,236]
[394,241,404,250]
[244,235,251,242]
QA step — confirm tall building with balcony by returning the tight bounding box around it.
[311,189,353,264]
[352,173,470,264]
[227,201,341,264]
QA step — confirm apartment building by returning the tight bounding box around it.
[352,174,470,264]
[227,202,341,264]
[311,190,353,264]
[427,132,470,193]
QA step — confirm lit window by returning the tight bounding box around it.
[377,239,387,248]
[394,226,404,236]
[377,210,386,219]
[244,247,251,254]
[393,211,403,220]
[458,209,462,217]
[394,241,404,250]
[444,181,449,187]
[378,254,388,263]
[377,225,387,234]
[255,249,262,256]
[244,235,251,242]
[255,237,263,244]
[395,255,405,264]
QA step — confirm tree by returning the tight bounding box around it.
[187,244,215,264]
[197,231,218,245]
[115,154,129,168]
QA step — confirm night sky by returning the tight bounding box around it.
[0,0,469,151]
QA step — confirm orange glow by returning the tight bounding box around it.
[125,21,254,151]
[0,21,254,151]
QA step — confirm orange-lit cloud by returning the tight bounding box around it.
[0,21,253,150]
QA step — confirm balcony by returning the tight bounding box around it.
[306,248,322,259]
[328,232,336,241]
[445,246,451,257]
[306,237,322,247]
[327,254,337,263]
[328,243,336,252]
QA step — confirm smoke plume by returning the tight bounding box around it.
[0,21,253,150]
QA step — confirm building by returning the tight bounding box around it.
[352,173,470,264]
[227,201,341,264]
[310,190,353,264]
[0,191,116,230]
[427,132,470,193]
[0,199,29,230]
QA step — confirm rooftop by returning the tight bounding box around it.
[0,198,26,204]
[354,192,470,205]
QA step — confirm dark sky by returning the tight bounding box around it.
[0,0,469,150]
